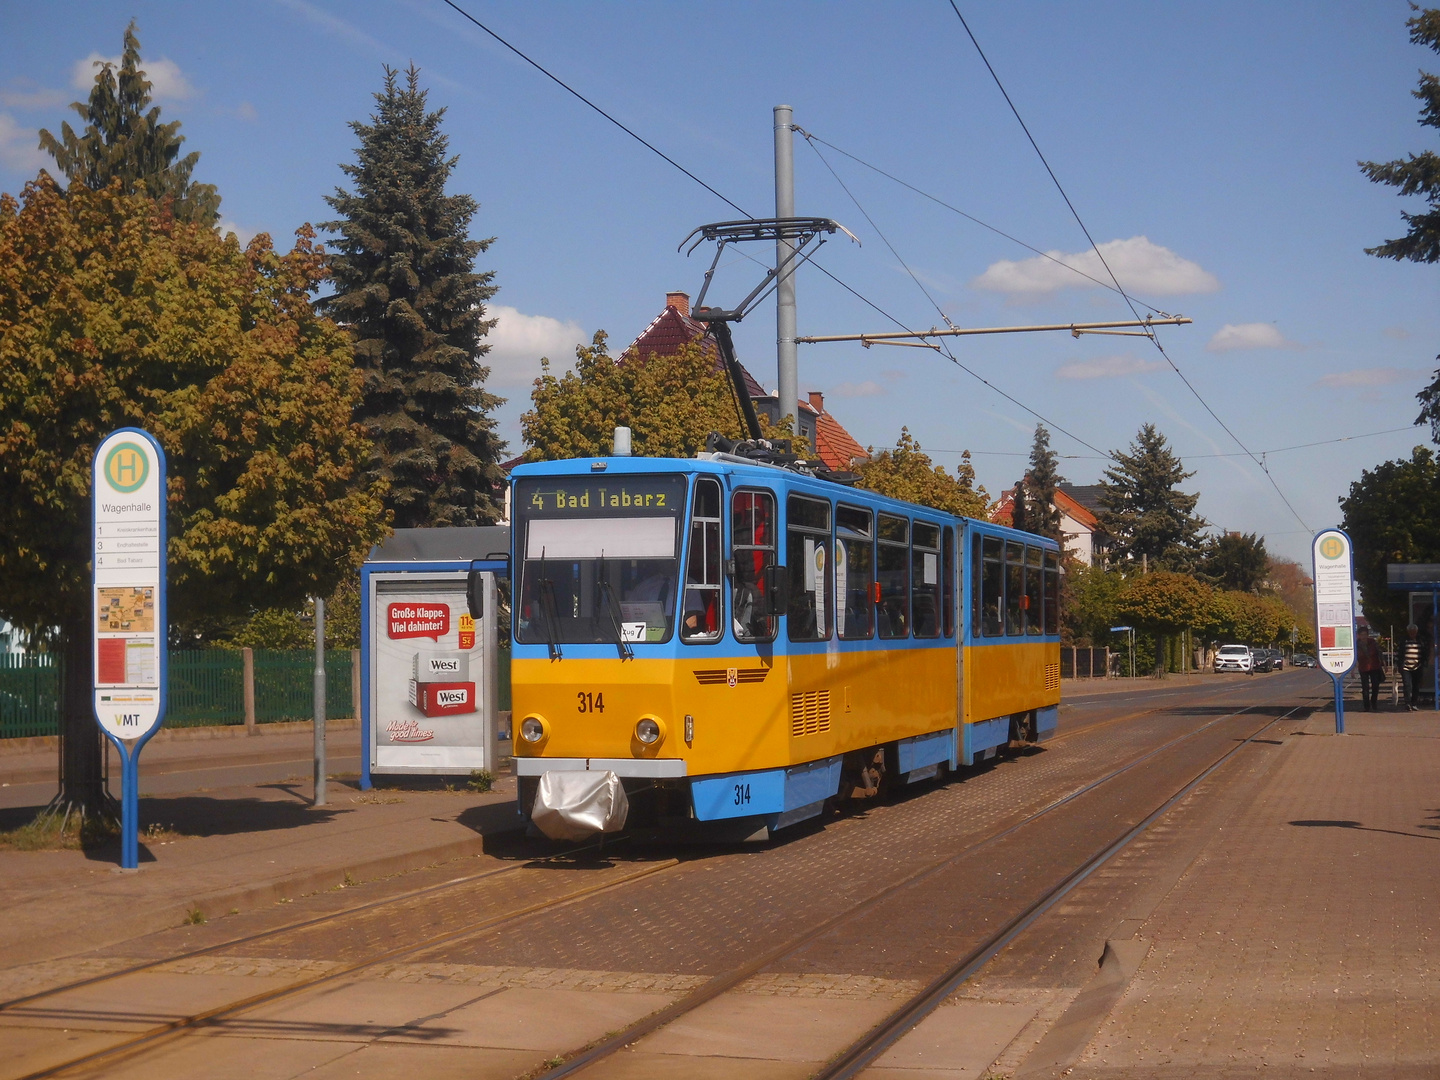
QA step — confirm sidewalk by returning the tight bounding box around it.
[0,724,520,969]
[1063,708,1440,1076]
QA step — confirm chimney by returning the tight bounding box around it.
[666,291,690,317]
[807,390,825,415]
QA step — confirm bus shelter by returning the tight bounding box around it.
[1387,563,1440,710]
[360,526,510,787]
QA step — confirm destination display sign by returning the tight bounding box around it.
[517,474,686,518]
[92,429,166,741]
[1311,528,1356,676]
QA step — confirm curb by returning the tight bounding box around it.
[3,801,524,969]
[1014,937,1149,1079]
[0,718,361,757]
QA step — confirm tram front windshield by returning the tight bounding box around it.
[514,474,686,646]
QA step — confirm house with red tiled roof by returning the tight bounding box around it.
[626,291,868,471]
[990,484,1109,566]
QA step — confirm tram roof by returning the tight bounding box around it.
[509,456,1057,549]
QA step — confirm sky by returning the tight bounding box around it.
[3,1,1437,564]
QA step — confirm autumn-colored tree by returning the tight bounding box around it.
[1115,570,1214,676]
[39,21,219,224]
[1211,590,1303,649]
[0,177,387,811]
[521,332,801,460]
[856,428,989,518]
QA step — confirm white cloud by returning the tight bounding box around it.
[0,113,48,173]
[1054,354,1166,380]
[1315,368,1414,388]
[1206,323,1296,352]
[1383,326,1410,340]
[830,380,887,398]
[72,53,194,102]
[235,101,258,122]
[972,236,1220,297]
[484,305,587,389]
[217,218,259,247]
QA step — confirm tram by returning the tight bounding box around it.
[508,447,1062,838]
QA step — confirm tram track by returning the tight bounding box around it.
[0,673,1264,1021]
[7,678,1315,1080]
[532,680,1321,1078]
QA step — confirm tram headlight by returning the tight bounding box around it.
[635,716,664,745]
[520,716,547,743]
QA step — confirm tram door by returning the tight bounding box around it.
[949,524,963,730]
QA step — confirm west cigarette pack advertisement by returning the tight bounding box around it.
[370,577,490,771]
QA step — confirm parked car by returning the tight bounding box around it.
[1291,653,1316,668]
[1270,650,1284,671]
[1215,644,1254,673]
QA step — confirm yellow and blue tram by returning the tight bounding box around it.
[509,452,1061,835]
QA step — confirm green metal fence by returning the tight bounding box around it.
[0,654,61,739]
[2,646,510,738]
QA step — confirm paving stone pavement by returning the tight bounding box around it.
[1067,711,1440,1078]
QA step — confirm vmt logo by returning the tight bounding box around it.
[104,443,149,493]
[1319,536,1345,560]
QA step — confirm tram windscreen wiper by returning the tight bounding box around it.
[598,552,634,660]
[537,549,563,660]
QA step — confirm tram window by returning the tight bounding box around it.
[682,477,722,643]
[1025,545,1043,636]
[877,513,910,639]
[911,522,941,639]
[981,535,1003,637]
[731,489,777,643]
[836,505,873,640]
[787,494,832,642]
[942,526,956,638]
[1005,540,1025,636]
[1044,548,1060,637]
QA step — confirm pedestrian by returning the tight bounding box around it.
[1400,624,1428,711]
[1356,626,1384,711]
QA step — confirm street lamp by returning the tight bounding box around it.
[1111,625,1136,679]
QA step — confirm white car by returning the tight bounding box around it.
[1214,644,1254,673]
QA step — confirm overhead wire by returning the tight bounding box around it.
[438,0,749,218]
[946,1,1312,532]
[794,127,1173,315]
[799,124,1115,460]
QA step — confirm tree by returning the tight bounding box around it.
[1023,424,1065,542]
[1064,563,1125,646]
[521,333,800,460]
[1360,8,1440,441]
[322,65,505,528]
[0,177,388,812]
[1115,570,1214,676]
[1098,424,1206,570]
[38,21,219,224]
[1198,531,1269,592]
[856,428,989,518]
[1340,445,1440,630]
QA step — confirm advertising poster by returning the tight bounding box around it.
[371,574,491,771]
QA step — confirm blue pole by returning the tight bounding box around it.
[121,745,137,868]
[1333,672,1345,735]
[1432,592,1437,712]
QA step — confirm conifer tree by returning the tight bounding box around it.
[322,65,506,527]
[1023,424,1065,543]
[1097,424,1205,570]
[1360,8,1440,440]
[1009,479,1029,533]
[38,21,219,223]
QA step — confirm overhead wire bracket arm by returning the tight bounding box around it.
[796,316,1192,345]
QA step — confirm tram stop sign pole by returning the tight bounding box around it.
[1311,528,1356,734]
[92,429,167,869]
